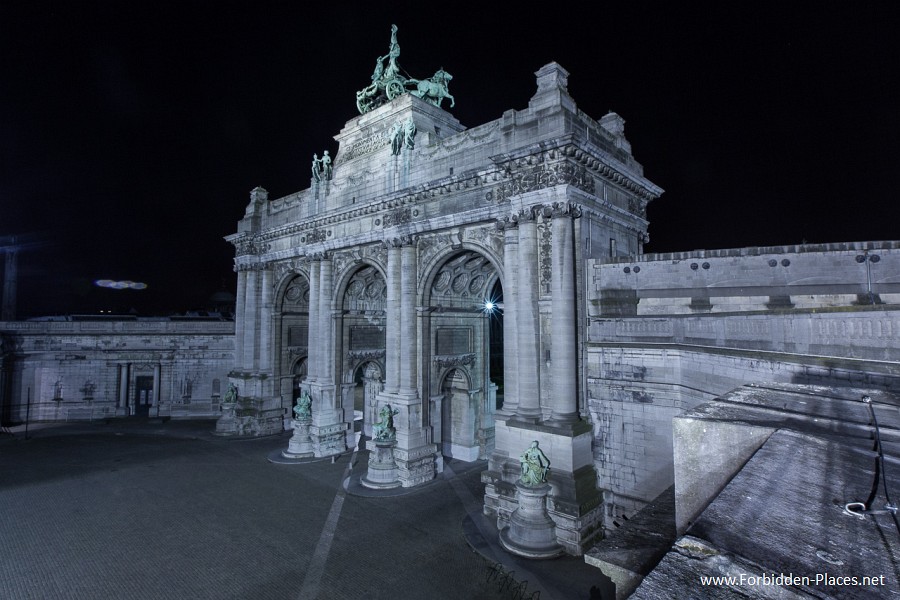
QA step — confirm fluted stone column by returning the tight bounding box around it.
[259,267,273,372]
[516,209,541,421]
[319,256,334,386]
[243,268,259,370]
[399,241,418,396]
[549,204,579,423]
[502,221,519,415]
[384,242,402,394]
[234,269,247,370]
[306,260,320,383]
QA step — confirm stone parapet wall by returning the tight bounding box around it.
[591,242,900,315]
[588,309,900,362]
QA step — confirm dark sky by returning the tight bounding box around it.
[2,2,898,317]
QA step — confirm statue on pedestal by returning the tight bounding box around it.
[321,151,332,180]
[311,154,322,182]
[293,391,312,421]
[373,404,400,441]
[223,383,238,405]
[520,440,550,486]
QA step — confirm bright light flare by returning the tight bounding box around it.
[94,279,148,290]
[480,293,503,316]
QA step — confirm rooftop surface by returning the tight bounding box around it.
[634,384,900,599]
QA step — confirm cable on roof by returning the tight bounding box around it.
[843,395,900,537]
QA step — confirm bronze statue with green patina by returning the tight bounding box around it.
[520,440,550,486]
[355,25,455,114]
[373,403,400,441]
[293,390,312,420]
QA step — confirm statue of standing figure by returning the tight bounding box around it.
[321,151,332,180]
[403,118,417,150]
[311,151,333,182]
[390,121,403,155]
[520,440,550,486]
[311,153,322,182]
[384,24,401,80]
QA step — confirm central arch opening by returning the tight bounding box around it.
[424,248,503,461]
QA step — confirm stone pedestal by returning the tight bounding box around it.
[214,402,237,435]
[282,418,314,459]
[362,439,401,489]
[499,482,564,559]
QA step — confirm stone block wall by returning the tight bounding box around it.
[585,243,900,531]
[0,319,234,424]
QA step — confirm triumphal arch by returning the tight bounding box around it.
[222,26,662,554]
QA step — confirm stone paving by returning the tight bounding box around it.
[0,421,609,599]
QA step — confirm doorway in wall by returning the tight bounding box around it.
[133,376,153,417]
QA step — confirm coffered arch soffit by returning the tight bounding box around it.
[339,263,387,312]
[279,274,310,312]
[422,248,501,309]
[418,240,503,304]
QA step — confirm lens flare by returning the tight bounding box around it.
[94,279,148,290]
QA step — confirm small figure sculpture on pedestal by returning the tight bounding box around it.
[362,403,402,489]
[282,390,314,459]
[223,383,238,405]
[321,151,333,181]
[520,440,550,485]
[293,391,312,421]
[214,383,239,435]
[311,154,322,183]
[373,404,399,441]
[499,440,563,559]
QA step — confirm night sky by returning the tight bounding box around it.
[2,2,898,317]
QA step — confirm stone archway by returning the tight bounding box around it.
[338,264,387,440]
[276,274,310,428]
[422,248,501,461]
[440,368,474,459]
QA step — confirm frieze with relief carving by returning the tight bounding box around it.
[465,226,504,257]
[347,349,386,362]
[491,155,595,204]
[433,353,476,368]
[382,207,416,228]
[234,235,271,257]
[303,229,329,244]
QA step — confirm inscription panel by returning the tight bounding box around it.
[436,327,472,355]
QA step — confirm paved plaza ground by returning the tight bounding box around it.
[0,420,610,599]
